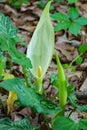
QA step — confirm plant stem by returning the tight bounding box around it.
[9,58,12,73]
[0,97,6,113]
[43,114,50,130]
[68,53,83,69]
[67,108,76,117]
[22,66,29,87]
[36,78,43,95]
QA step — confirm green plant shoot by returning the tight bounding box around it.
[27,0,54,94]
[55,51,67,115]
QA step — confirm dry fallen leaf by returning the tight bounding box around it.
[55,41,78,63]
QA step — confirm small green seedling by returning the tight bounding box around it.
[7,0,29,9]
[68,0,78,3]
[51,7,87,35]
[68,44,87,70]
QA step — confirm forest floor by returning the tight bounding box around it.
[0,0,87,130]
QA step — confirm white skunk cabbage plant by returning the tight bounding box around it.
[27,1,54,94]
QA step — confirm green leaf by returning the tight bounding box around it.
[0,13,27,48]
[0,51,6,75]
[0,13,18,38]
[0,117,35,130]
[0,78,61,114]
[54,22,70,31]
[53,116,87,130]
[0,13,32,68]
[67,85,87,112]
[70,66,76,72]
[50,73,58,89]
[63,64,69,69]
[76,17,87,25]
[69,7,79,20]
[69,93,87,112]
[56,0,62,2]
[51,13,69,21]
[8,43,32,68]
[76,56,83,65]
[0,34,10,51]
[79,119,87,129]
[27,1,54,79]
[78,44,87,54]
[68,0,78,3]
[38,1,46,9]
[53,116,78,130]
[69,22,81,36]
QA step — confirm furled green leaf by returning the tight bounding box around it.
[54,22,70,31]
[51,13,69,21]
[69,7,79,20]
[53,116,87,130]
[69,22,81,36]
[78,44,87,54]
[0,117,35,130]
[55,52,67,112]
[0,78,61,114]
[68,0,78,3]
[27,1,54,79]
[76,17,87,25]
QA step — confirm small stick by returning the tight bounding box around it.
[75,91,87,100]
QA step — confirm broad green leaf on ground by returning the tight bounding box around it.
[0,13,18,38]
[78,44,87,54]
[68,7,79,20]
[54,22,70,31]
[53,116,87,130]
[68,0,78,3]
[51,13,69,21]
[53,116,78,130]
[2,38,32,68]
[69,22,81,36]
[0,117,35,130]
[76,17,87,25]
[27,1,54,79]
[0,13,31,68]
[0,78,61,114]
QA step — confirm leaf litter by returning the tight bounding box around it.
[0,0,87,129]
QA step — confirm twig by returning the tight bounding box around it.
[75,91,87,100]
